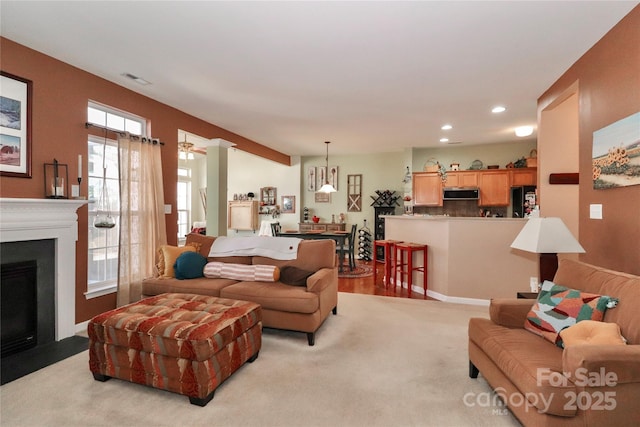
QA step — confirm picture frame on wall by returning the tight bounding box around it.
[281,195,295,213]
[329,165,338,190]
[0,71,32,178]
[592,111,640,189]
[317,166,327,190]
[315,191,330,203]
[307,166,316,192]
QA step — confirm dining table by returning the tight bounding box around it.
[278,230,353,272]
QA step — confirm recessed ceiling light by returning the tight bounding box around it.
[515,126,534,137]
[439,138,449,143]
[122,72,151,86]
[492,106,506,113]
[441,124,452,130]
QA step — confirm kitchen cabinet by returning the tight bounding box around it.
[444,171,478,187]
[228,200,259,231]
[510,168,537,186]
[478,170,510,206]
[299,223,346,232]
[413,173,443,206]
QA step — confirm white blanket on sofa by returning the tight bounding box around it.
[208,236,301,260]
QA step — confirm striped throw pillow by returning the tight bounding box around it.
[204,262,280,282]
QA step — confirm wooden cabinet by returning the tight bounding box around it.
[299,222,346,232]
[478,170,510,206]
[510,168,537,186]
[413,173,443,206]
[228,200,259,231]
[444,171,478,187]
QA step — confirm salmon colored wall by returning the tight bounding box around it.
[0,38,289,323]
[537,6,640,275]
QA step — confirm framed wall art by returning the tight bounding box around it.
[315,191,330,203]
[329,165,338,190]
[592,111,640,189]
[0,71,32,178]
[281,195,295,213]
[316,166,326,190]
[307,166,316,192]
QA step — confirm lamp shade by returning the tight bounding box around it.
[511,217,585,254]
[318,183,337,193]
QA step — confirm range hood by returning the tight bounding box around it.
[443,187,480,200]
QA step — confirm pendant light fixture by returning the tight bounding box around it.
[94,128,116,229]
[178,134,194,160]
[318,141,337,193]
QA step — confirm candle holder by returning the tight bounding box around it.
[44,159,69,199]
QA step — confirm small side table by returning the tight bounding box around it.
[516,292,538,299]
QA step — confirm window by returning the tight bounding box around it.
[85,102,145,299]
[177,167,191,244]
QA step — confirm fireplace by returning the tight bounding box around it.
[1,260,38,356]
[1,240,56,357]
[0,198,87,341]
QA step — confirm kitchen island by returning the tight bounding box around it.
[382,215,538,303]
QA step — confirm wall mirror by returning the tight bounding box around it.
[261,187,277,205]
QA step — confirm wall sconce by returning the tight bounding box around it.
[511,217,585,284]
[44,159,68,199]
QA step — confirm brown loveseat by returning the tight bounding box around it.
[468,259,640,426]
[142,234,338,346]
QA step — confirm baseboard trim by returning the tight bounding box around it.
[394,281,490,306]
[75,320,89,335]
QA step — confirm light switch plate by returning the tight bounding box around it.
[590,204,603,219]
[164,204,172,214]
[71,185,79,197]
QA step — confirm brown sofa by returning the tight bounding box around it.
[142,234,338,346]
[468,259,640,426]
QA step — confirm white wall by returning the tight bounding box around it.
[227,149,301,235]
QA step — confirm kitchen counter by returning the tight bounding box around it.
[381,215,538,303]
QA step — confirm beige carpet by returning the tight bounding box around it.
[0,293,520,427]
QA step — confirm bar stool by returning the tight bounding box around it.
[394,242,428,298]
[373,240,402,288]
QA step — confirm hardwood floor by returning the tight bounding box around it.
[339,260,429,299]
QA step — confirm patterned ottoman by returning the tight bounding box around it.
[88,293,261,406]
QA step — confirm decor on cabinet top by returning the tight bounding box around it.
[592,111,640,189]
[424,157,447,181]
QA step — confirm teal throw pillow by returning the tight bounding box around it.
[174,251,207,280]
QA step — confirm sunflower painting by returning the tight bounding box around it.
[592,112,640,189]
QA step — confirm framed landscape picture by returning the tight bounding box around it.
[281,195,295,213]
[0,72,32,178]
[592,112,640,189]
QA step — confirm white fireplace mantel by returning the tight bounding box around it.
[0,198,87,340]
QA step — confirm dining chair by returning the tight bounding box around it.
[336,224,357,270]
[270,222,281,236]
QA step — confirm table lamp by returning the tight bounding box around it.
[510,217,585,284]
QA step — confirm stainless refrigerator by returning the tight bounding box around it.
[511,186,536,217]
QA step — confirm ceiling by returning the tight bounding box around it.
[1,1,637,156]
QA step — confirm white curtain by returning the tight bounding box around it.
[117,135,167,306]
